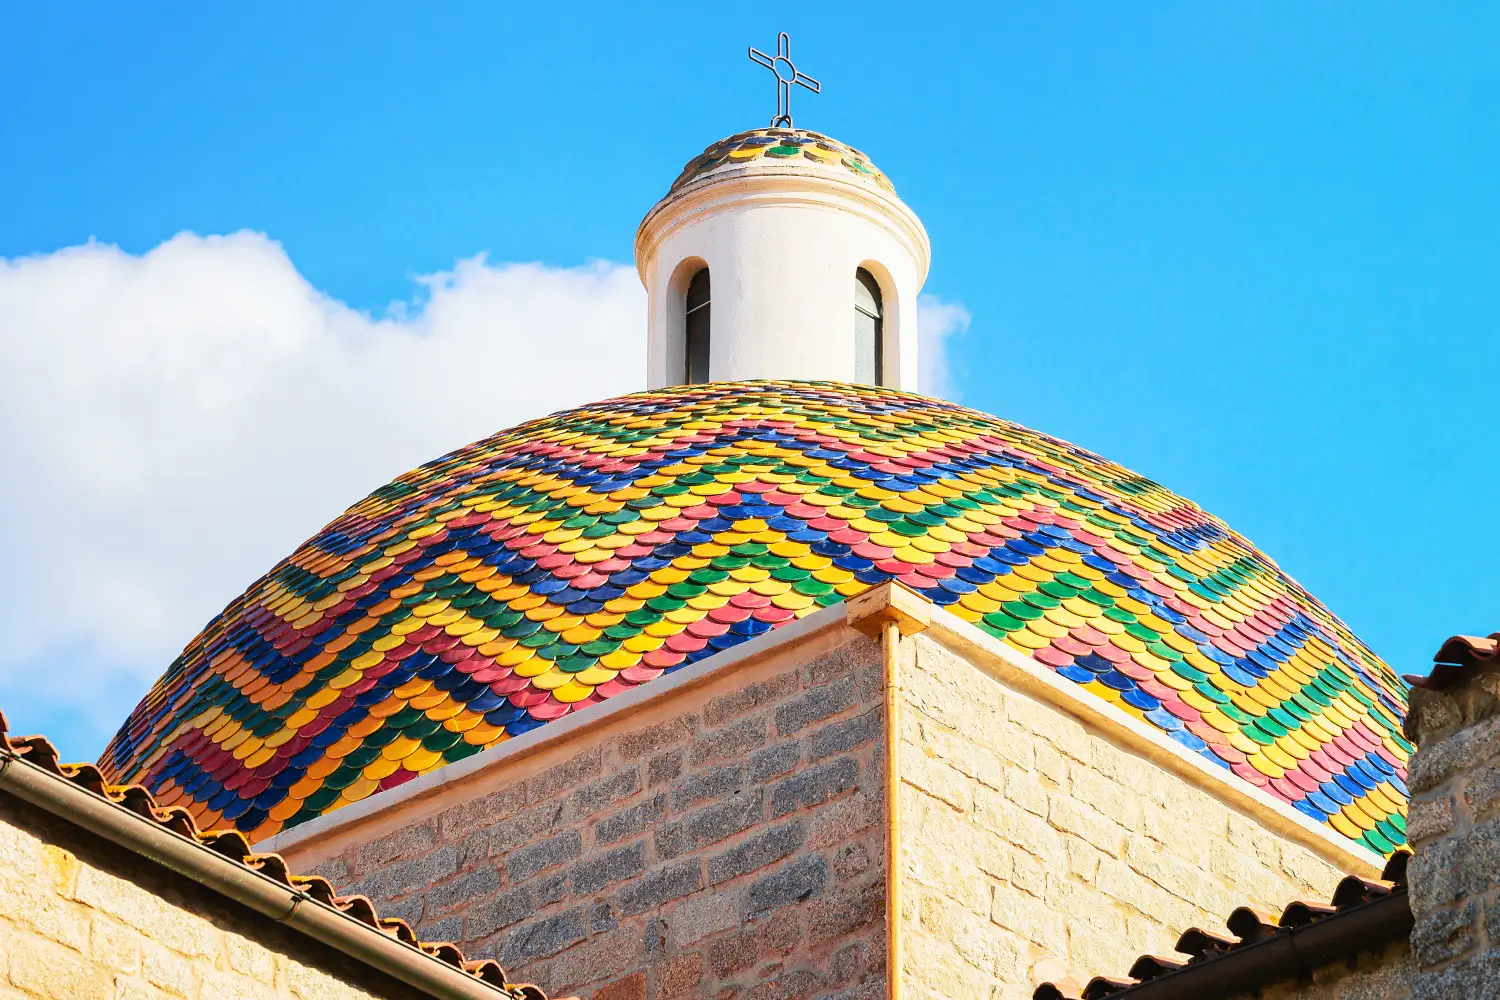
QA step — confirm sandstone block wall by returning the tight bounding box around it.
[306,635,889,1000]
[0,795,424,1000]
[896,634,1349,1000]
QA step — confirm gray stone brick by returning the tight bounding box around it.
[569,841,646,895]
[832,842,871,881]
[708,821,805,886]
[595,792,666,845]
[1466,759,1500,820]
[673,764,744,810]
[1413,901,1476,967]
[456,829,490,870]
[489,800,565,856]
[829,941,863,984]
[415,915,462,944]
[535,871,568,907]
[823,984,884,1000]
[1408,713,1500,794]
[507,829,583,883]
[648,750,683,787]
[804,638,878,687]
[358,845,457,898]
[746,854,828,920]
[527,748,602,804]
[777,678,856,737]
[809,879,884,942]
[1411,817,1500,914]
[749,742,802,783]
[354,820,437,873]
[644,916,668,959]
[497,907,588,965]
[427,865,500,914]
[440,783,526,841]
[620,716,695,761]
[1412,949,1500,999]
[745,969,823,1000]
[305,855,349,884]
[466,887,536,941]
[617,860,703,917]
[770,757,859,818]
[381,894,424,928]
[571,767,641,819]
[656,792,764,858]
[809,709,880,761]
[703,670,800,726]
[690,716,767,766]
[589,901,617,934]
[708,930,756,978]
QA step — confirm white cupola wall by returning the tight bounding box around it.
[635,130,931,390]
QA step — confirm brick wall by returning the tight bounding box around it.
[305,634,889,1000]
[0,794,426,1000]
[1403,662,1500,997]
[895,634,1349,1000]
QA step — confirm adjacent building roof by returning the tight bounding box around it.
[665,128,894,196]
[0,708,552,1000]
[1411,631,1500,690]
[1034,851,1412,1000]
[100,381,1409,851]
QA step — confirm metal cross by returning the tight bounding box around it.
[748,33,820,129]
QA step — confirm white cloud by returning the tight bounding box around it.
[0,231,968,756]
[917,294,971,400]
[0,232,644,751]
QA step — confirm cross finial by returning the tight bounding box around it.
[748,32,820,129]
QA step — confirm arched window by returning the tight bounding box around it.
[855,268,883,384]
[685,268,711,384]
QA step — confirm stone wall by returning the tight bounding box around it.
[895,633,1349,1000]
[1403,661,1500,997]
[0,794,426,1000]
[305,634,889,1000]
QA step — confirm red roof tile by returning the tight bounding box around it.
[1034,852,1411,1000]
[0,708,555,1000]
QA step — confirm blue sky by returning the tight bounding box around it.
[3,3,1498,758]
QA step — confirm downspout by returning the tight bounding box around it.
[884,620,903,1000]
[0,746,508,1000]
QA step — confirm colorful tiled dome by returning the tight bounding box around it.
[100,382,1411,855]
[666,129,893,196]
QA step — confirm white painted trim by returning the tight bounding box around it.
[636,167,931,285]
[256,604,851,857]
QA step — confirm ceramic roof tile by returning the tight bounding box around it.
[666,128,893,195]
[0,708,553,999]
[1033,852,1412,1000]
[99,381,1410,852]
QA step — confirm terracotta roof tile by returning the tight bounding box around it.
[1033,851,1412,1000]
[1409,631,1500,691]
[0,708,557,1000]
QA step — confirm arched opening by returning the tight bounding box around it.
[685,268,711,384]
[854,268,883,385]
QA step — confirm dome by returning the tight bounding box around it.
[665,129,894,197]
[101,382,1411,854]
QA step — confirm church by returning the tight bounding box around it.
[2,36,1497,1000]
